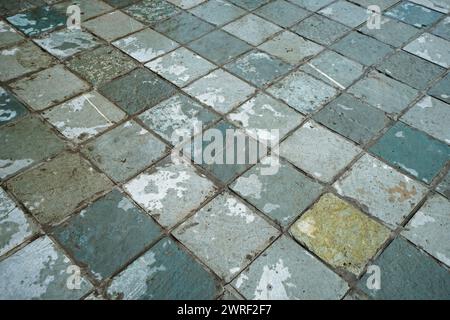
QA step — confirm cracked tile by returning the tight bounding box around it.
[84,11,144,42]
[404,33,450,68]
[190,0,246,26]
[0,87,28,127]
[82,120,167,183]
[173,192,279,281]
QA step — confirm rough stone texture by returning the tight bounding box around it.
[289,0,334,11]
[125,156,217,228]
[290,193,391,275]
[402,194,450,267]
[173,192,279,281]
[292,14,350,46]
[82,121,167,182]
[385,1,443,28]
[0,236,93,299]
[53,189,162,280]
[334,154,427,227]
[107,237,221,299]
[428,73,450,104]
[84,11,144,42]
[7,152,113,225]
[0,87,28,127]
[0,21,23,48]
[358,237,450,299]
[432,16,450,41]
[124,0,181,25]
[349,0,400,10]
[54,0,113,21]
[408,0,449,13]
[190,0,246,26]
[168,0,207,9]
[404,33,450,68]
[227,0,271,10]
[359,17,421,47]
[233,235,349,299]
[279,120,361,182]
[254,0,310,27]
[231,158,323,227]
[0,116,64,180]
[436,172,450,199]
[318,0,368,28]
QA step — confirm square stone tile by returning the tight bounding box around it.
[428,73,450,104]
[146,47,216,87]
[332,32,393,66]
[167,0,207,9]
[370,122,449,184]
[385,1,443,28]
[34,29,100,60]
[223,14,282,46]
[7,152,113,225]
[377,51,444,90]
[225,50,293,88]
[300,50,365,89]
[42,91,126,143]
[188,30,251,64]
[107,237,221,299]
[124,0,180,25]
[125,156,217,228]
[409,0,449,13]
[349,0,400,10]
[357,237,450,299]
[53,189,162,280]
[11,65,89,111]
[313,93,390,145]
[227,0,271,10]
[289,0,334,11]
[6,5,66,37]
[233,235,348,299]
[190,0,246,26]
[99,68,176,115]
[0,87,28,127]
[227,93,304,143]
[231,158,323,227]
[267,71,338,114]
[0,116,64,180]
[173,192,279,281]
[291,14,350,46]
[0,236,92,299]
[318,0,368,27]
[255,0,310,27]
[404,33,450,68]
[334,153,427,227]
[113,28,179,63]
[348,71,419,115]
[401,96,450,144]
[258,30,324,65]
[0,188,38,256]
[153,11,215,44]
[0,0,45,16]
[104,0,139,7]
[432,16,450,41]
[359,17,421,47]
[0,21,23,49]
[0,42,53,82]
[403,194,450,267]
[279,120,361,182]
[67,46,137,87]
[82,121,167,183]
[138,93,219,145]
[84,11,144,42]
[183,69,256,114]
[436,172,450,199]
[291,193,390,275]
[54,0,113,21]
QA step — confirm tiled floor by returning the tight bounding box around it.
[0,0,449,300]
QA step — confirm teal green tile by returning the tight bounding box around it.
[124,0,180,25]
[255,0,310,27]
[385,1,443,28]
[0,87,28,127]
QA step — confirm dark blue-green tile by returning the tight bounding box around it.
[0,87,28,126]
[428,73,450,104]
[385,1,443,28]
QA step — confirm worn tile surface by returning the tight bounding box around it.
[190,0,246,26]
[436,172,450,199]
[404,33,450,68]
[292,14,350,46]
[318,0,368,27]
[428,73,450,104]
[432,16,450,40]
[385,1,443,28]
[359,17,421,47]
[0,87,28,127]
[124,0,181,25]
[0,21,23,48]
[254,0,310,27]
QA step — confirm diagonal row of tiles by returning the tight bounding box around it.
[0,0,449,300]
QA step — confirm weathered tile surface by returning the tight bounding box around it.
[67,46,137,87]
[227,0,271,10]
[124,0,180,25]
[0,0,46,17]
[0,87,28,126]
[84,11,144,42]
[0,116,64,180]
[313,93,390,145]
[408,0,449,13]
[385,1,443,28]
[82,121,167,182]
[55,0,113,21]
[289,0,334,11]
[99,68,176,115]
[146,47,216,87]
[428,73,450,104]
[334,154,427,227]
[349,0,400,10]
[0,21,23,48]
[233,236,348,299]
[174,192,279,281]
[404,33,450,68]
[183,69,256,114]
[231,158,323,227]
[267,71,338,114]
[432,16,450,41]
[167,0,207,9]
[292,14,350,46]
[0,42,53,82]
[7,152,113,225]
[359,17,421,47]
[318,0,368,27]
[436,172,450,199]
[107,238,221,299]
[11,65,89,110]
[254,0,310,27]
[190,0,246,26]
[125,156,217,228]
[358,237,450,299]
[0,236,92,299]
[42,91,126,143]
[291,193,390,275]
[403,194,450,267]
[279,121,361,182]
[53,189,162,279]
